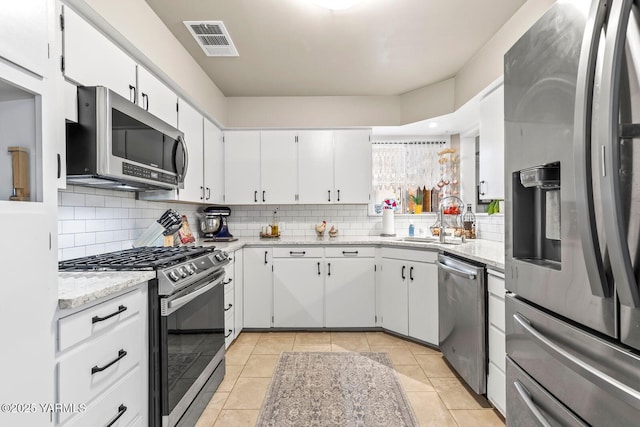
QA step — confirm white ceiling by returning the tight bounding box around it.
[144,0,526,97]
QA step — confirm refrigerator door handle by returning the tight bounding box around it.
[574,0,612,298]
[599,0,640,307]
[513,313,640,410]
[513,380,554,427]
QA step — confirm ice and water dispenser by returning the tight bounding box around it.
[512,162,561,269]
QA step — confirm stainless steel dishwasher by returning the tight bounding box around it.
[437,253,486,394]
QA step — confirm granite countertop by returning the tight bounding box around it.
[59,236,504,310]
[209,235,505,270]
[58,271,155,310]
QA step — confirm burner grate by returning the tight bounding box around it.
[58,246,216,271]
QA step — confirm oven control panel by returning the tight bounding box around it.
[158,252,229,295]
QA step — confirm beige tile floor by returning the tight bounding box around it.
[195,331,505,427]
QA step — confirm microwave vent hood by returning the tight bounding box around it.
[65,86,186,192]
[66,175,167,192]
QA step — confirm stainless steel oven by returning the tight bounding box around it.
[59,246,230,427]
[159,268,226,427]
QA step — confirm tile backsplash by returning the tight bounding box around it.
[57,186,504,260]
[57,185,199,260]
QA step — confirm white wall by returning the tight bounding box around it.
[454,0,555,109]
[226,95,401,128]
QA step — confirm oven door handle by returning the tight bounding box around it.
[167,272,225,312]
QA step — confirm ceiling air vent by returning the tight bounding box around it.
[183,21,239,57]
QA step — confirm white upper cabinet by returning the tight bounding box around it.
[177,99,204,203]
[63,7,136,102]
[298,130,371,205]
[63,7,178,128]
[260,130,297,204]
[478,83,504,201]
[334,129,371,204]
[224,131,261,204]
[203,119,224,204]
[298,130,334,204]
[136,66,177,128]
[0,0,49,77]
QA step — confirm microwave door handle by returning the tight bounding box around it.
[599,0,640,308]
[176,135,189,189]
[574,0,612,298]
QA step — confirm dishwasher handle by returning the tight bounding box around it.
[437,261,477,280]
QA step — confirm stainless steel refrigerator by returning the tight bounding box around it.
[505,0,640,425]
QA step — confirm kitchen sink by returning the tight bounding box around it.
[396,236,465,245]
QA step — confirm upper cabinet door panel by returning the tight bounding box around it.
[261,130,297,204]
[203,119,224,204]
[137,66,177,128]
[479,84,504,200]
[63,7,135,101]
[177,99,204,203]
[0,0,48,77]
[224,131,261,204]
[334,129,371,204]
[298,130,334,204]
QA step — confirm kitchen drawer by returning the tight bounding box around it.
[57,314,143,411]
[487,361,506,417]
[62,366,142,427]
[58,288,143,351]
[381,247,438,263]
[488,271,506,295]
[489,292,505,332]
[273,247,324,258]
[225,310,234,348]
[325,246,375,258]
[224,286,234,312]
[489,324,506,372]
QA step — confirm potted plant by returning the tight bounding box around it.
[410,194,423,214]
[487,199,504,215]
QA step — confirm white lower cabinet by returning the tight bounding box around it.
[243,247,273,328]
[224,255,236,348]
[380,248,438,345]
[233,249,244,338]
[487,269,506,416]
[380,258,409,335]
[407,262,438,344]
[56,285,148,427]
[273,248,324,328]
[325,248,376,328]
[243,246,377,329]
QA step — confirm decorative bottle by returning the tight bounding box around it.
[462,204,476,239]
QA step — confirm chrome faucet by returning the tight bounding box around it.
[438,206,446,243]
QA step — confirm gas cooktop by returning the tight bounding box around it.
[58,246,217,271]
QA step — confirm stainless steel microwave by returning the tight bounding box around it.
[66,86,187,191]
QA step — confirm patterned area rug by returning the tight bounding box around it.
[257,352,418,426]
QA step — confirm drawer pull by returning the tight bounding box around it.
[225,304,233,312]
[92,305,127,324]
[105,404,127,427]
[342,250,359,255]
[223,278,233,285]
[289,251,306,256]
[91,349,127,375]
[225,329,233,338]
